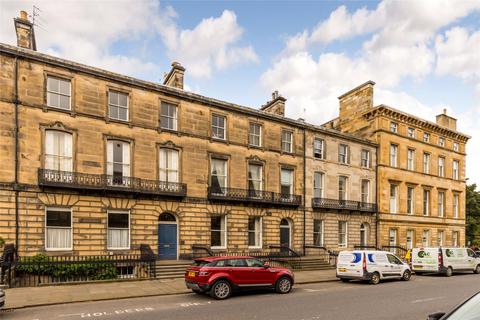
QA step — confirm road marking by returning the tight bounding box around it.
[303,288,327,292]
[58,307,154,318]
[411,296,445,304]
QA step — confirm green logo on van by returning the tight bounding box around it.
[446,249,454,257]
[418,250,430,258]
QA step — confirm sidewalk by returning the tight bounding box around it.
[4,269,337,309]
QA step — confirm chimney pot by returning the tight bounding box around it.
[20,10,28,20]
[163,61,185,89]
[443,108,447,115]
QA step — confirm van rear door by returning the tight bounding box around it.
[337,251,364,277]
[412,248,439,272]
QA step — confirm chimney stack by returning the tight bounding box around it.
[14,10,36,50]
[163,61,185,90]
[261,91,286,116]
[436,108,457,130]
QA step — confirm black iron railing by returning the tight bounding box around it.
[312,197,376,212]
[2,254,156,288]
[207,187,302,206]
[304,245,338,265]
[38,169,187,197]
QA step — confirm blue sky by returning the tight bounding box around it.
[1,0,480,183]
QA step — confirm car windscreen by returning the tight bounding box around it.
[192,260,212,267]
[445,293,480,320]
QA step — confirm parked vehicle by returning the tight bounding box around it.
[427,291,480,319]
[0,288,5,308]
[184,256,294,299]
[411,247,480,276]
[336,250,411,285]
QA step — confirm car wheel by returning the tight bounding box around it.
[445,267,453,277]
[340,278,350,283]
[275,277,293,294]
[474,265,480,274]
[210,280,232,300]
[369,272,380,285]
[402,270,411,281]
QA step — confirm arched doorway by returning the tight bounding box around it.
[360,223,368,247]
[280,218,292,249]
[158,212,178,260]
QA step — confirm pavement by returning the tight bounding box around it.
[3,269,337,309]
[2,272,480,320]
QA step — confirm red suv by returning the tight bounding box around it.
[185,256,294,299]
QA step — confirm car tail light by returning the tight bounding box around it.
[199,271,210,276]
[362,254,367,271]
[438,250,443,267]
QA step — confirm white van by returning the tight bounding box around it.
[411,247,480,276]
[336,250,411,285]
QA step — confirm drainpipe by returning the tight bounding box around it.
[13,56,20,251]
[303,128,306,255]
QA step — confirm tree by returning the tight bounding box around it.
[466,184,480,246]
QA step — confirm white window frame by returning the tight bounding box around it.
[390,122,398,133]
[108,90,129,121]
[248,123,262,147]
[390,184,398,214]
[453,194,459,218]
[437,230,444,247]
[107,140,131,184]
[313,172,324,198]
[390,144,398,167]
[452,231,459,247]
[107,210,130,250]
[338,144,348,164]
[406,230,414,250]
[314,138,325,159]
[338,176,348,201]
[211,114,226,140]
[44,130,73,172]
[453,142,459,152]
[211,215,227,249]
[423,132,430,142]
[313,219,324,247]
[361,179,370,203]
[453,160,459,180]
[438,191,445,217]
[423,153,430,174]
[407,127,415,138]
[210,158,228,194]
[439,137,445,147]
[422,230,430,247]
[248,163,263,193]
[248,216,262,249]
[423,189,430,216]
[160,102,177,131]
[407,186,414,215]
[159,148,179,183]
[407,149,415,171]
[280,168,294,196]
[46,76,71,110]
[389,229,397,253]
[338,221,348,248]
[45,207,73,251]
[281,130,293,153]
[438,157,445,177]
[361,149,370,168]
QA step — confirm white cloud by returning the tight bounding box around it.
[156,9,258,78]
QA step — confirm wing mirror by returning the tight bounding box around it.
[263,261,270,268]
[427,312,445,320]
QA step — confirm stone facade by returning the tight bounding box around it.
[0,40,377,258]
[326,81,470,249]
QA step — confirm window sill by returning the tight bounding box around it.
[158,127,178,134]
[211,246,227,250]
[45,248,73,252]
[106,118,131,126]
[248,246,263,250]
[43,105,76,116]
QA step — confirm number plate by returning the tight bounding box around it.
[188,271,196,277]
[338,268,347,272]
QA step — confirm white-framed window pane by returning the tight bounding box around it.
[211,216,226,248]
[406,230,414,250]
[159,148,179,183]
[408,127,415,138]
[338,144,348,163]
[107,212,129,249]
[160,102,177,130]
[437,230,444,246]
[389,229,397,253]
[249,123,261,147]
[248,217,262,248]
[314,138,324,159]
[439,137,445,147]
[211,158,227,193]
[452,231,459,247]
[422,230,430,247]
[424,133,430,142]
[338,221,347,248]
[46,76,71,110]
[407,187,414,214]
[282,131,293,153]
[313,172,324,198]
[46,209,72,250]
[361,180,369,203]
[45,130,73,171]
[407,149,415,170]
[453,160,459,180]
[453,194,459,218]
[338,176,348,200]
[438,192,445,217]
[438,157,445,177]
[107,140,130,185]
[423,190,430,216]
[390,122,398,133]
[248,164,263,194]
[281,169,293,195]
[108,91,128,121]
[361,150,370,167]
[390,184,398,213]
[212,115,226,139]
[390,144,397,167]
[453,143,459,152]
[313,219,324,246]
[423,153,430,174]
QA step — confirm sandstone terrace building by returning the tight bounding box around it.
[0,13,378,258]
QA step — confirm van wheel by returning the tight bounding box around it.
[210,280,232,300]
[402,270,411,281]
[445,267,453,277]
[275,277,293,294]
[369,272,380,285]
[340,278,350,283]
[474,265,480,274]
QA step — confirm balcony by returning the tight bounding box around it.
[207,187,302,206]
[38,169,187,197]
[312,197,376,213]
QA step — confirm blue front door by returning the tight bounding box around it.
[158,224,177,260]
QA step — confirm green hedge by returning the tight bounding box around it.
[16,254,118,280]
